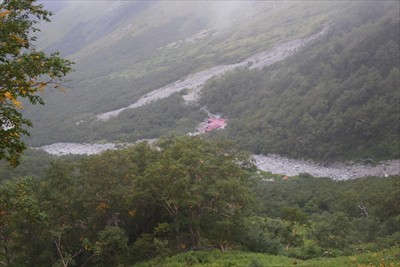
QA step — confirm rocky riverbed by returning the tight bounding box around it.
[38,142,127,156]
[254,154,400,180]
[37,142,399,180]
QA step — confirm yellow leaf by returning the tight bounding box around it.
[11,99,24,109]
[37,82,47,91]
[10,34,26,45]
[4,92,13,100]
[128,209,136,217]
[0,10,11,18]
[96,202,109,211]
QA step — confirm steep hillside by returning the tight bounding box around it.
[199,1,400,161]
[24,1,399,162]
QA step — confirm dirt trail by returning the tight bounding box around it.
[96,29,326,121]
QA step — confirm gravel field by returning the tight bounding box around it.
[254,154,400,180]
[38,143,399,180]
[39,142,126,156]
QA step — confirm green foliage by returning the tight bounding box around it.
[248,258,263,267]
[28,94,205,146]
[135,136,256,250]
[0,138,399,265]
[311,212,354,251]
[0,137,259,266]
[131,223,171,262]
[238,216,287,254]
[132,247,400,267]
[133,250,295,267]
[254,175,400,257]
[93,226,129,267]
[0,149,53,181]
[0,177,48,266]
[0,0,73,166]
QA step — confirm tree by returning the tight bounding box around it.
[135,136,256,250]
[280,207,310,249]
[0,177,48,266]
[92,226,129,267]
[238,216,288,254]
[0,0,73,166]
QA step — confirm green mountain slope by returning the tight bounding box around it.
[24,1,399,161]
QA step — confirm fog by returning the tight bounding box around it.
[204,1,257,28]
[38,0,259,29]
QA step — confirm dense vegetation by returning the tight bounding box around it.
[135,248,400,267]
[0,149,82,182]
[1,137,399,266]
[27,94,206,145]
[200,1,399,161]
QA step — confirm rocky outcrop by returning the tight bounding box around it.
[96,29,327,121]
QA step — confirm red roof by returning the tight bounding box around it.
[205,118,226,132]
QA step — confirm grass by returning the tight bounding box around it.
[301,248,400,267]
[133,247,400,267]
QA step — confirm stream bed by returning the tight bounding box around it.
[254,154,400,180]
[37,143,399,180]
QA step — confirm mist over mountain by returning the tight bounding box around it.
[25,0,399,162]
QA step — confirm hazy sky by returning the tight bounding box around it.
[206,1,256,28]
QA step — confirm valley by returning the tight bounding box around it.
[18,0,399,178]
[21,0,398,165]
[1,1,399,266]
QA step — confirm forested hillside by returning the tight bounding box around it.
[200,2,399,161]
[19,1,398,164]
[1,137,399,266]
